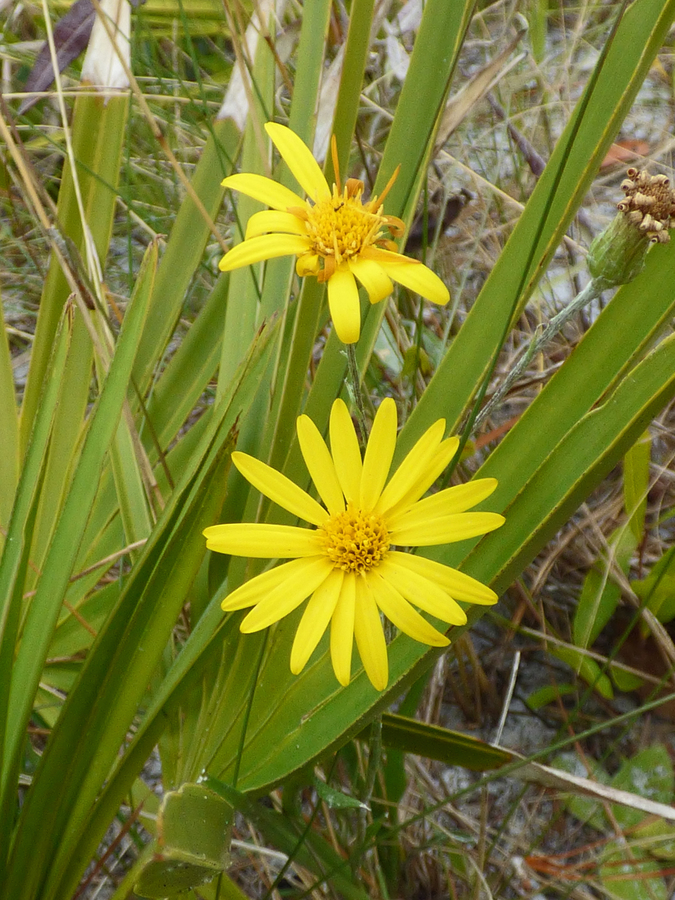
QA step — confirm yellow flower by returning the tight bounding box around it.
[204,398,504,691]
[218,122,450,344]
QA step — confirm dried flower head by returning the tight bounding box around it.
[617,168,675,244]
[588,168,675,286]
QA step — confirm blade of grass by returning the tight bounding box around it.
[0,297,18,531]
[0,240,156,858]
[0,308,72,881]
[19,93,129,455]
[19,322,276,900]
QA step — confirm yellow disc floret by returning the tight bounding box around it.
[290,176,405,281]
[319,502,390,574]
[305,187,384,262]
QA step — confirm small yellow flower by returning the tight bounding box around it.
[218,122,450,344]
[204,399,504,691]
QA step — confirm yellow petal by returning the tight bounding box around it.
[219,234,311,272]
[388,550,497,604]
[265,122,331,203]
[203,522,321,558]
[354,577,388,691]
[232,451,328,526]
[375,420,446,515]
[296,415,345,515]
[245,210,308,239]
[360,398,397,511]
[327,266,361,344]
[369,571,449,646]
[330,399,362,504]
[240,556,333,632]
[291,568,344,673]
[367,247,450,305]
[390,511,505,546]
[379,555,467,625]
[387,478,498,528]
[297,253,320,276]
[382,435,460,519]
[221,172,305,211]
[331,571,356,686]
[221,557,315,611]
[348,257,394,304]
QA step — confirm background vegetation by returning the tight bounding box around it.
[3,0,675,898]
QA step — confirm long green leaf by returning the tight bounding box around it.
[19,94,129,454]
[380,713,512,771]
[26,322,276,900]
[0,240,155,887]
[0,309,72,879]
[133,118,239,396]
[0,297,18,530]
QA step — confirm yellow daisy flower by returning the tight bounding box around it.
[218,122,450,344]
[204,398,504,691]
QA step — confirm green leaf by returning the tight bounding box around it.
[205,778,370,900]
[633,546,675,624]
[132,118,239,396]
[314,777,368,811]
[0,297,18,531]
[0,308,73,872]
[611,744,673,829]
[379,714,512,771]
[134,784,232,899]
[549,647,614,700]
[34,322,277,900]
[600,844,666,900]
[634,819,675,861]
[573,527,637,651]
[19,93,129,454]
[624,430,651,540]
[1,243,157,900]
[611,667,644,693]
[525,683,576,711]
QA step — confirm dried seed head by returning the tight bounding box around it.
[587,168,675,286]
[617,168,675,243]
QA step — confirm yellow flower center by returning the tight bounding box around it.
[319,503,390,574]
[304,186,385,264]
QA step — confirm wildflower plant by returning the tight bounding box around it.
[2,0,675,898]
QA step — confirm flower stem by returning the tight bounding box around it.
[345,343,368,445]
[357,715,382,853]
[231,630,268,789]
[475,276,609,431]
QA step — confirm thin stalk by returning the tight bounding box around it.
[345,343,367,445]
[357,715,383,852]
[475,276,609,432]
[231,631,268,790]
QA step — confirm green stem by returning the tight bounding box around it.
[475,276,609,431]
[346,343,368,445]
[357,715,383,855]
[231,631,268,790]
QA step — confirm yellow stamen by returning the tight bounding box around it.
[319,503,390,574]
[331,134,342,195]
[303,191,388,266]
[377,164,401,208]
